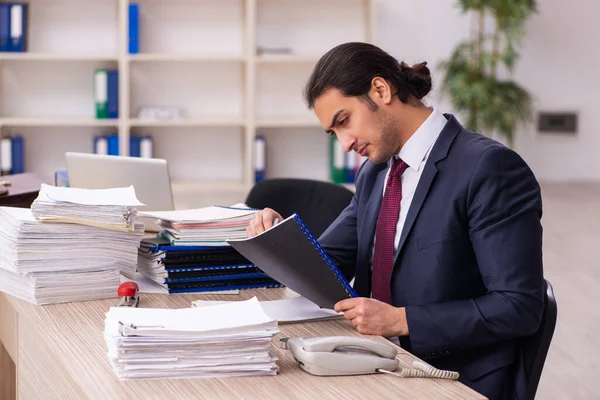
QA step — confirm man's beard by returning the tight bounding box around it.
[370,111,400,164]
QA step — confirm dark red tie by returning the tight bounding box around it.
[372,158,408,304]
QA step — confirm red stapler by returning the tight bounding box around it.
[118,281,139,307]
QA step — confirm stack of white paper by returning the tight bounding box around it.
[31,184,144,231]
[0,207,143,280]
[0,265,120,304]
[139,204,258,246]
[0,206,144,304]
[104,297,279,380]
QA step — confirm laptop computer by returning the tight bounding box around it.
[65,152,174,232]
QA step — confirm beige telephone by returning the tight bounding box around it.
[286,336,399,376]
[284,336,460,379]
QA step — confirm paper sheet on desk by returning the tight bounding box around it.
[123,273,240,295]
[37,184,144,206]
[138,203,256,223]
[192,296,342,323]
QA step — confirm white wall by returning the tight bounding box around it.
[375,0,600,181]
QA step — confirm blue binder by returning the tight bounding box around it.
[0,4,10,52]
[8,3,26,52]
[106,134,119,156]
[10,135,23,174]
[344,151,357,183]
[107,70,119,119]
[129,136,142,157]
[128,3,139,54]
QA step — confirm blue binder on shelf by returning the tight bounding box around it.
[10,135,23,174]
[0,4,10,52]
[254,135,266,183]
[344,151,357,183]
[106,134,119,156]
[107,70,119,119]
[8,3,27,52]
[130,136,142,157]
[128,3,139,54]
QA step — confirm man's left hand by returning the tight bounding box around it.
[334,297,409,337]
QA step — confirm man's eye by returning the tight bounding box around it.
[339,118,348,126]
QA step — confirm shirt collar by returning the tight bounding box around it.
[393,107,448,171]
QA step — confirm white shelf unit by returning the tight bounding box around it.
[0,0,374,208]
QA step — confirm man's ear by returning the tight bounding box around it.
[370,77,393,105]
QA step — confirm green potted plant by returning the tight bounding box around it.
[439,0,538,147]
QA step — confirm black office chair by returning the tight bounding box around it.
[524,279,558,400]
[245,178,354,238]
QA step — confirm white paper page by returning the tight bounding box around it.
[37,184,144,206]
[192,296,342,323]
[106,297,273,333]
[138,204,257,223]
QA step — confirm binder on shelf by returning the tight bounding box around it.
[106,134,119,156]
[9,3,26,52]
[10,135,24,174]
[0,4,10,52]
[0,137,12,175]
[228,213,357,309]
[128,3,139,54]
[93,135,153,158]
[140,136,153,158]
[344,150,356,184]
[329,136,344,184]
[254,135,266,183]
[94,69,108,119]
[107,70,119,119]
[94,135,109,155]
[130,136,142,157]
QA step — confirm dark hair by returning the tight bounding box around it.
[304,42,432,110]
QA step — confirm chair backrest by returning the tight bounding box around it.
[524,279,558,400]
[245,178,354,238]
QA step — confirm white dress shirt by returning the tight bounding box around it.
[381,107,448,256]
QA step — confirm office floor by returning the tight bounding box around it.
[536,182,600,399]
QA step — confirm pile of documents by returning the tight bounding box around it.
[31,184,142,231]
[137,204,283,293]
[0,185,144,305]
[137,235,282,293]
[104,297,279,380]
[139,204,258,246]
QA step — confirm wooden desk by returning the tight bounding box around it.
[0,290,485,400]
[0,173,43,208]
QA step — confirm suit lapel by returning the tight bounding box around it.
[394,162,438,262]
[394,114,463,262]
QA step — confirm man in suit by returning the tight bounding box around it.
[246,42,545,400]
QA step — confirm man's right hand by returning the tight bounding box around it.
[246,208,283,237]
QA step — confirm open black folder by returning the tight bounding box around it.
[227,213,357,309]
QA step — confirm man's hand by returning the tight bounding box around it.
[334,297,409,337]
[246,208,284,237]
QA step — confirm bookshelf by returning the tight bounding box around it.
[0,0,374,208]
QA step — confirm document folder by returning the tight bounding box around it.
[228,213,357,309]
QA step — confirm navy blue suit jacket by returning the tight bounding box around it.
[319,115,545,399]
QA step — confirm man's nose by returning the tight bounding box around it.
[337,133,356,153]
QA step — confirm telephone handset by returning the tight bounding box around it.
[284,336,460,380]
[286,336,399,376]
